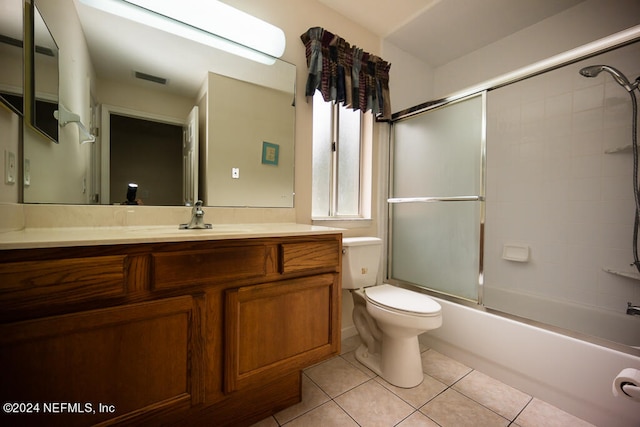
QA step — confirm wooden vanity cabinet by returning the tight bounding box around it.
[0,233,342,426]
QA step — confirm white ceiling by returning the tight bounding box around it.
[318,0,586,66]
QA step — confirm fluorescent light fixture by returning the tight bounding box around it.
[79,0,285,65]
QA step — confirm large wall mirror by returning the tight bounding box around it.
[24,0,295,207]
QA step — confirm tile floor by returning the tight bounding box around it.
[251,335,595,427]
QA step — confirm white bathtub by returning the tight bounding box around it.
[419,297,640,427]
[483,287,640,348]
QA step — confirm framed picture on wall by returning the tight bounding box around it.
[262,141,279,166]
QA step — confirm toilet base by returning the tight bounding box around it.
[354,343,382,377]
[380,334,424,388]
[353,335,424,388]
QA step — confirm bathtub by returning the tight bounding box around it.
[483,287,640,348]
[419,296,640,427]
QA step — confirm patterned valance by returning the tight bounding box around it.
[300,27,392,121]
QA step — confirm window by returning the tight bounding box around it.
[312,92,372,219]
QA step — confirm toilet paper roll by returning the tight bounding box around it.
[612,368,640,401]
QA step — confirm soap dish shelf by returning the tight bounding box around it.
[604,144,633,154]
[502,244,530,262]
[603,268,640,281]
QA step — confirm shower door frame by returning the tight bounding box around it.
[386,92,487,305]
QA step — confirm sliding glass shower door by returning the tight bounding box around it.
[389,93,485,302]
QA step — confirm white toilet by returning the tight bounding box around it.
[342,237,442,388]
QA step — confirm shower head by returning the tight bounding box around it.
[579,65,637,92]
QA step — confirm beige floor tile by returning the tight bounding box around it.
[514,398,596,427]
[453,370,531,420]
[304,356,370,398]
[421,349,472,385]
[341,350,378,378]
[420,388,510,427]
[283,401,359,427]
[341,334,362,354]
[396,411,440,427]
[274,374,331,424]
[249,415,279,427]
[335,379,415,427]
[375,374,447,408]
[256,338,595,427]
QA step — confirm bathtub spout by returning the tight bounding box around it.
[626,302,640,316]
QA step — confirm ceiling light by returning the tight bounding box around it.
[78,0,286,65]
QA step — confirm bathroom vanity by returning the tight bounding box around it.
[0,225,342,426]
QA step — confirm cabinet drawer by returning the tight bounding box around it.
[279,239,340,274]
[153,245,269,289]
[0,256,127,309]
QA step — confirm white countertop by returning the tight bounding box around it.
[0,223,344,250]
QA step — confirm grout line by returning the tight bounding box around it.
[509,395,534,426]
[270,343,587,427]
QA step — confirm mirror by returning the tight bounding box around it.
[0,0,24,115]
[24,0,295,207]
[31,2,59,142]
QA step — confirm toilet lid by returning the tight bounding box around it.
[365,285,441,316]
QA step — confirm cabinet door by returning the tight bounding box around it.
[0,295,204,426]
[225,273,340,392]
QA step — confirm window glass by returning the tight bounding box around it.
[312,94,332,217]
[336,107,361,216]
[312,93,364,218]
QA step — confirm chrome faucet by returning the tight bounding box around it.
[627,302,640,316]
[180,200,212,229]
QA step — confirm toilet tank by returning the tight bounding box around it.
[342,237,382,289]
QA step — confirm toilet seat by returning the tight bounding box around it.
[365,284,441,317]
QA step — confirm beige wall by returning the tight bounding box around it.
[96,79,195,119]
[205,73,295,207]
[0,105,20,203]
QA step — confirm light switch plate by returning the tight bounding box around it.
[4,150,16,185]
[232,167,240,179]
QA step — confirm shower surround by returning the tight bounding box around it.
[483,40,640,346]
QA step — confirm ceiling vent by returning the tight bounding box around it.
[134,71,168,85]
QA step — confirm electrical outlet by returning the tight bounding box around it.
[232,167,240,179]
[23,158,30,186]
[4,150,16,185]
